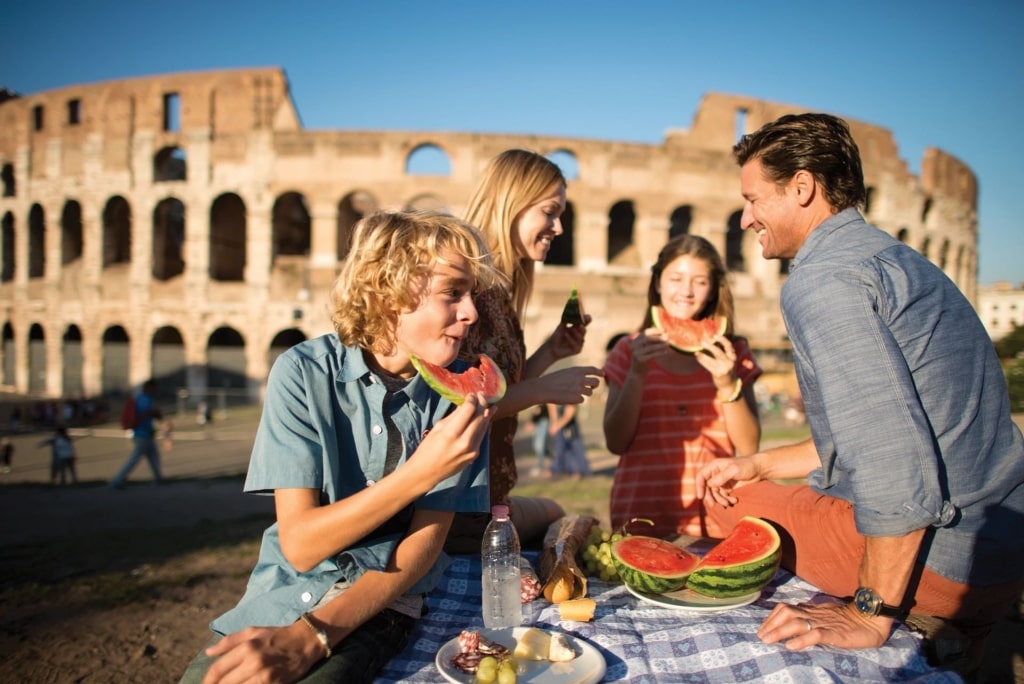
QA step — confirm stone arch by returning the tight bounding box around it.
[28,204,45,279]
[939,239,950,271]
[153,197,186,280]
[152,326,186,396]
[154,145,187,182]
[607,200,637,266]
[1,212,13,282]
[405,143,452,176]
[62,200,83,266]
[547,149,580,181]
[921,197,933,224]
[28,322,46,394]
[896,227,909,243]
[62,324,84,397]
[726,210,745,273]
[920,236,931,261]
[1,163,13,197]
[403,193,449,213]
[2,322,13,386]
[669,205,693,240]
[210,192,246,281]
[101,325,131,395]
[546,200,576,267]
[268,328,307,372]
[272,191,311,261]
[337,190,379,262]
[102,195,132,268]
[207,326,247,390]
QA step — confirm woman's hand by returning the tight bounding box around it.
[695,455,762,508]
[546,315,591,360]
[538,366,604,405]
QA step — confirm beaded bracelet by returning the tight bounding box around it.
[718,377,743,403]
[298,612,332,659]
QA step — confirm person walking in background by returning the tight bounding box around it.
[41,426,78,486]
[528,404,550,477]
[108,379,164,488]
[696,112,1024,674]
[603,234,762,539]
[547,403,589,480]
[445,149,604,553]
[1,436,12,473]
[179,210,497,684]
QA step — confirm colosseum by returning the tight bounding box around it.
[0,67,979,409]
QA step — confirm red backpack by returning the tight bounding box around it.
[119,397,137,430]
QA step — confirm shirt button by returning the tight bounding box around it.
[372,425,383,435]
[366,479,375,486]
[300,591,313,603]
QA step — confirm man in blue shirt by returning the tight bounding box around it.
[180,211,501,683]
[697,113,1024,673]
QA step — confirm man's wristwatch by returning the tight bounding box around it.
[853,586,905,618]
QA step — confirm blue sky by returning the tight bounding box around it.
[3,0,1021,284]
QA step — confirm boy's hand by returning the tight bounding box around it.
[412,393,492,482]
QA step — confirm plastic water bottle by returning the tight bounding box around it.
[481,504,523,629]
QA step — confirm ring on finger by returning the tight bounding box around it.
[805,619,812,633]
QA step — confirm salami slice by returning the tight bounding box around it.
[451,650,483,673]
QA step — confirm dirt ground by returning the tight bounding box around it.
[0,406,1021,683]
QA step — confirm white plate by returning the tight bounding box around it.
[626,583,761,612]
[435,627,606,684]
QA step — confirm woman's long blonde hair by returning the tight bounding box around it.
[329,210,500,355]
[463,149,566,321]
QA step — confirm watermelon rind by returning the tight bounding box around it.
[611,536,700,594]
[560,285,585,327]
[650,306,727,353]
[684,516,781,598]
[410,353,507,406]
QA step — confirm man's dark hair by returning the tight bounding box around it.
[733,113,867,212]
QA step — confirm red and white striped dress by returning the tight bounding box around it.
[603,334,762,539]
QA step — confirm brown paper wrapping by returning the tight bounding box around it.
[538,514,599,603]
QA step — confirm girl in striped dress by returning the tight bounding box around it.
[603,235,762,539]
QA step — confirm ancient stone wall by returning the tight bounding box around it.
[0,68,979,401]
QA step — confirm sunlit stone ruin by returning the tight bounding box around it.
[0,67,979,405]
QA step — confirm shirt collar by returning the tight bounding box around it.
[791,207,864,270]
[335,340,437,410]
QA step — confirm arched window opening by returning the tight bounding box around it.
[669,206,692,240]
[403,194,449,214]
[28,322,46,394]
[864,187,875,214]
[268,328,307,370]
[1,212,13,282]
[547,149,580,181]
[896,227,909,243]
[337,191,378,262]
[1,163,14,197]
[272,192,311,261]
[28,204,45,279]
[101,325,131,395]
[2,322,15,385]
[153,198,186,280]
[152,326,186,397]
[62,324,84,397]
[102,196,132,268]
[210,193,246,281]
[207,326,247,392]
[726,210,745,272]
[405,143,451,176]
[607,200,636,266]
[62,200,84,265]
[154,146,187,182]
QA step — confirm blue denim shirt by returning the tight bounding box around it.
[783,209,1024,585]
[211,334,490,634]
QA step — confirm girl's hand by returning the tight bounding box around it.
[694,334,738,391]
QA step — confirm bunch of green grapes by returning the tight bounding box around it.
[475,655,517,684]
[580,525,625,583]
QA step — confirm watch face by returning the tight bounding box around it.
[854,587,881,616]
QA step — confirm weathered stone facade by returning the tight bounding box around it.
[0,67,979,402]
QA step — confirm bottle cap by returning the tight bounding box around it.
[491,504,510,518]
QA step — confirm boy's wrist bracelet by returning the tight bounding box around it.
[298,612,332,659]
[718,378,743,403]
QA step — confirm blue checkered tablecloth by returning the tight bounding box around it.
[375,553,962,683]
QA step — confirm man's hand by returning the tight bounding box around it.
[757,601,891,651]
[695,456,762,507]
[202,621,323,684]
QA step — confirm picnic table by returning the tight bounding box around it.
[375,552,961,683]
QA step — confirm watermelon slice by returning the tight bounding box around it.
[650,305,727,353]
[410,353,507,406]
[610,535,700,594]
[684,516,781,598]
[560,285,586,327]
